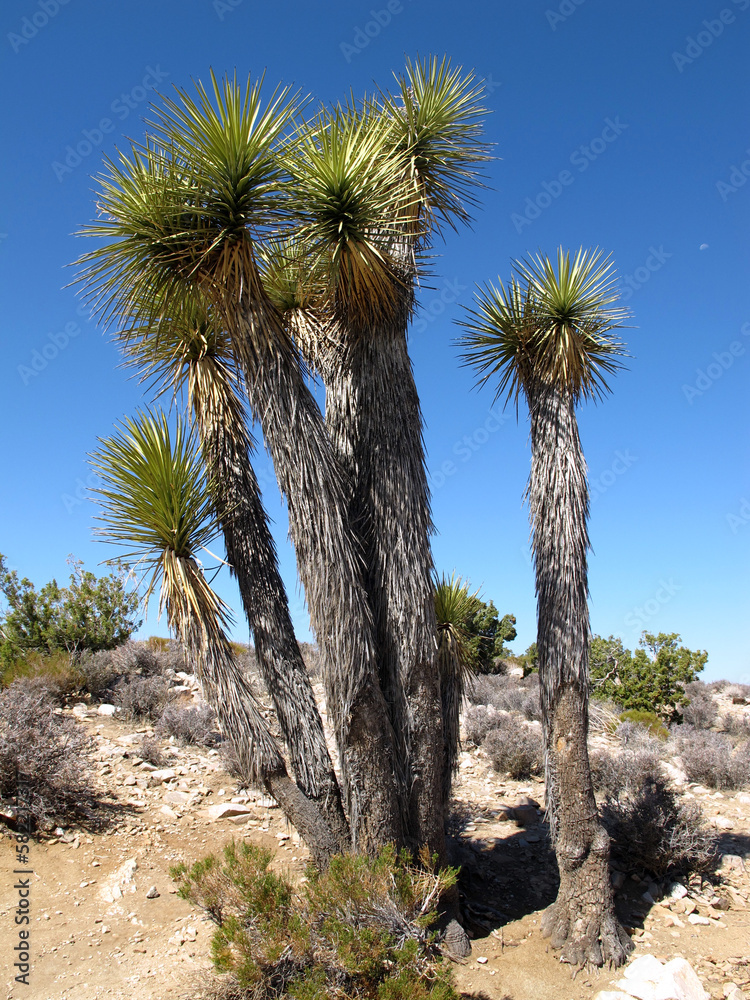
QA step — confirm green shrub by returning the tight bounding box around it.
[171,842,459,999]
[0,650,84,702]
[619,710,668,740]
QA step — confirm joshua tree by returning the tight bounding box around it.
[277,56,489,855]
[115,292,349,848]
[90,411,339,866]
[77,74,400,851]
[459,247,632,966]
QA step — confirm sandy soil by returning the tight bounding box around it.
[2,695,749,1000]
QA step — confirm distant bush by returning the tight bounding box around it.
[170,841,459,999]
[0,554,140,664]
[157,704,218,746]
[591,632,707,723]
[602,777,717,877]
[619,710,668,740]
[719,712,750,740]
[463,704,504,746]
[0,683,96,828]
[0,650,84,703]
[113,675,175,722]
[681,681,717,730]
[675,728,750,790]
[483,715,543,779]
[467,673,541,721]
[298,642,322,678]
[723,683,750,704]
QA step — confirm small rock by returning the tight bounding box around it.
[712,817,735,830]
[442,919,471,958]
[512,804,540,827]
[159,805,179,820]
[666,882,688,900]
[257,795,277,808]
[149,768,176,783]
[593,993,634,1000]
[122,775,137,787]
[476,956,488,964]
[725,988,745,1000]
[207,803,254,820]
[688,913,711,925]
[98,704,117,716]
[164,790,190,805]
[612,871,626,890]
[622,954,665,982]
[145,886,160,899]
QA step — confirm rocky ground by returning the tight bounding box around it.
[1,677,749,1000]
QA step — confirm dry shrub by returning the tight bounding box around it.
[0,683,96,828]
[723,683,750,703]
[463,705,504,746]
[719,712,750,739]
[157,703,219,746]
[681,681,718,729]
[171,841,459,1000]
[590,740,663,800]
[676,727,750,790]
[298,642,322,678]
[467,673,541,721]
[483,715,543,779]
[137,735,167,767]
[113,675,175,721]
[1,650,84,704]
[602,777,718,877]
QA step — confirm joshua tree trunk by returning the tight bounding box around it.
[232,301,402,853]
[324,326,445,861]
[184,620,339,868]
[527,383,632,967]
[190,373,350,851]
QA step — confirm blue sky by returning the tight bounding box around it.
[1,0,748,681]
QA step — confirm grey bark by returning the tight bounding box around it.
[527,382,632,967]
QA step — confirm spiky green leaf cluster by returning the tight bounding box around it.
[460,246,629,406]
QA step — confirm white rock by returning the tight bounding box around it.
[145,886,160,899]
[98,704,117,716]
[666,882,688,900]
[476,956,488,964]
[72,703,89,717]
[712,817,735,830]
[594,993,637,1000]
[207,803,254,820]
[654,957,709,1000]
[159,805,179,820]
[623,955,666,982]
[737,792,750,805]
[257,795,277,808]
[688,913,710,925]
[100,859,138,903]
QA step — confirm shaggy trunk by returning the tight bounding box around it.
[184,621,339,868]
[191,372,350,851]
[527,383,632,967]
[233,304,402,853]
[325,327,444,860]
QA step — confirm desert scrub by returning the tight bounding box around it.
[0,683,97,828]
[0,649,84,703]
[157,703,218,746]
[171,841,459,999]
[675,727,750,790]
[483,714,543,779]
[618,710,669,740]
[681,681,717,729]
[113,674,175,721]
[463,704,504,745]
[590,738,664,800]
[602,777,717,877]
